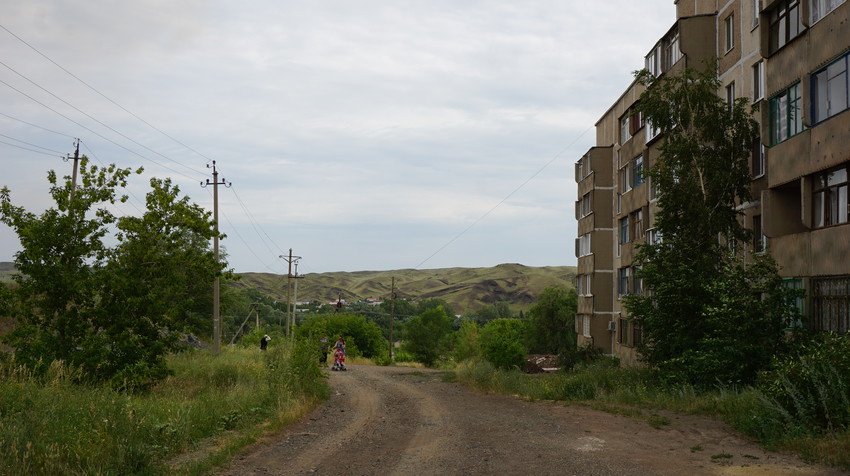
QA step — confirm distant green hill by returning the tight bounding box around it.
[0,262,16,282]
[232,263,576,315]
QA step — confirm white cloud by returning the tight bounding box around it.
[1,0,673,272]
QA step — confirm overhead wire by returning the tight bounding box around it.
[1,23,288,272]
[0,23,216,164]
[412,125,593,270]
[0,59,204,179]
[0,76,204,183]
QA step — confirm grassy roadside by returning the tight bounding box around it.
[0,340,330,476]
[454,358,850,470]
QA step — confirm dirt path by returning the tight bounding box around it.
[215,365,846,476]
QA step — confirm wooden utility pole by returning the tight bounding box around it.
[202,161,230,355]
[389,276,395,361]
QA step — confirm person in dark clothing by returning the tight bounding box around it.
[260,334,271,350]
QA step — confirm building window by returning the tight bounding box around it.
[752,138,765,177]
[768,0,803,54]
[646,119,660,143]
[725,13,735,52]
[769,83,802,144]
[620,114,631,144]
[581,315,589,337]
[726,82,736,112]
[632,266,644,295]
[619,216,630,245]
[630,209,645,240]
[619,164,632,194]
[753,61,764,101]
[646,45,661,77]
[577,274,591,296]
[575,155,591,182]
[782,277,805,328]
[629,108,644,136]
[647,228,662,245]
[618,267,630,297]
[811,276,850,334]
[576,192,592,219]
[813,51,849,124]
[632,155,645,187]
[576,233,592,257]
[812,164,849,228]
[753,215,766,252]
[812,0,847,24]
[753,0,761,27]
[664,30,682,69]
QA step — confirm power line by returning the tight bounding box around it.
[0,22,216,164]
[0,59,204,179]
[0,111,76,138]
[0,138,61,157]
[0,76,204,183]
[0,133,65,155]
[412,125,593,270]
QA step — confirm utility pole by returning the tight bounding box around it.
[291,261,304,333]
[389,276,396,361]
[279,249,301,337]
[202,161,230,355]
[63,139,81,205]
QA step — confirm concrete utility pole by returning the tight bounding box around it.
[279,249,301,337]
[202,161,231,355]
[63,139,81,205]
[291,261,304,333]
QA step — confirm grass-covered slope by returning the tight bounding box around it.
[232,263,576,314]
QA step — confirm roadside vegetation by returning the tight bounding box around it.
[454,332,850,470]
[0,339,328,476]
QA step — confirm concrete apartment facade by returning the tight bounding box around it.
[575,0,850,364]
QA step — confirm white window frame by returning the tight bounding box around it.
[753,61,764,101]
[724,13,735,52]
[813,52,849,124]
[752,0,761,27]
[812,0,847,24]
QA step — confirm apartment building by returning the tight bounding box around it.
[575,0,850,363]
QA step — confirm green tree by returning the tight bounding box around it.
[467,301,514,326]
[624,63,796,386]
[296,312,387,359]
[1,160,226,390]
[479,318,529,369]
[1,160,138,376]
[526,286,577,355]
[402,306,453,367]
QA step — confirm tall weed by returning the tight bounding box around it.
[0,338,329,475]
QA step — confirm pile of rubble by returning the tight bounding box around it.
[523,354,560,373]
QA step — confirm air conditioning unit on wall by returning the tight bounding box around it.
[607,321,617,331]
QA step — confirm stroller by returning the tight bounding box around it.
[331,347,347,371]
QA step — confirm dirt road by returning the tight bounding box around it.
[216,365,845,476]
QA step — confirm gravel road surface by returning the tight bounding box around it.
[215,365,845,476]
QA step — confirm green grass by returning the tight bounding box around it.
[0,340,329,475]
[454,359,850,470]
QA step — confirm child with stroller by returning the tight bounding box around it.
[331,336,347,371]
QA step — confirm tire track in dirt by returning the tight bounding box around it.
[215,365,847,476]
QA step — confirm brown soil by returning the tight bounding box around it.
[214,365,846,476]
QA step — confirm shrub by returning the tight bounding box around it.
[452,320,480,362]
[403,307,453,367]
[479,319,529,370]
[757,333,850,433]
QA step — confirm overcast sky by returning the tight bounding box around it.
[1,1,674,274]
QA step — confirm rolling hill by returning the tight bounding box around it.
[232,263,577,314]
[0,261,577,315]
